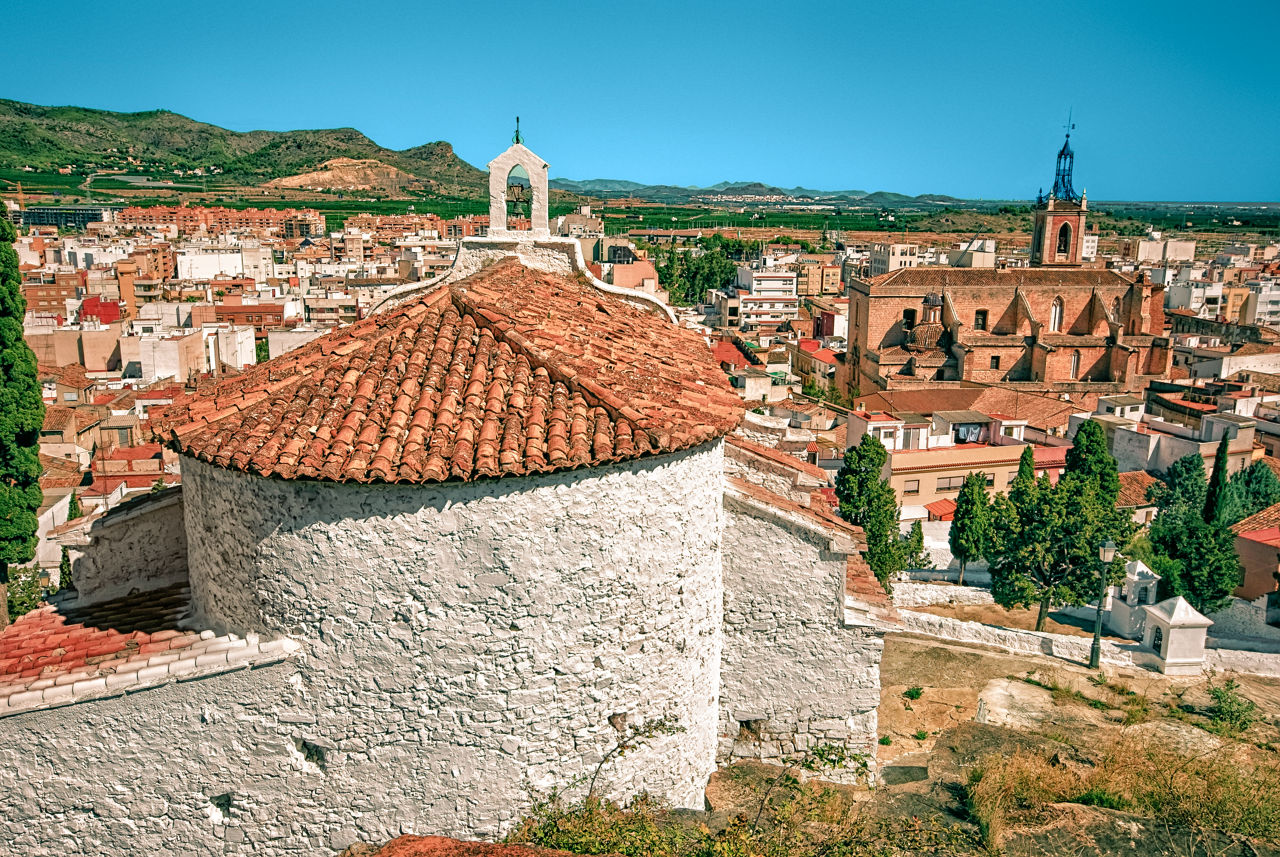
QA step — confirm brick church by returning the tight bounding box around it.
[841,133,1171,396]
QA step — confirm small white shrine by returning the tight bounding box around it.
[1142,596,1213,675]
[1105,559,1162,640]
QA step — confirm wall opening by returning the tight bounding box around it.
[506,164,532,229]
[1049,296,1064,332]
[207,793,233,824]
[737,718,764,741]
[1151,626,1164,656]
[1057,222,1072,255]
[1069,349,1081,380]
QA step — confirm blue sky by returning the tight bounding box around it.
[5,0,1278,201]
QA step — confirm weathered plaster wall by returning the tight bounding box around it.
[180,441,725,844]
[1207,596,1280,644]
[719,496,881,780]
[891,581,995,609]
[68,488,187,606]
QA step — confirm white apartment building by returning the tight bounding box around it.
[869,243,918,277]
[734,266,799,330]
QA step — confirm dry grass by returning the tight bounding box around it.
[966,736,1280,850]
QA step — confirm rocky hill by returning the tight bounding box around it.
[0,99,487,197]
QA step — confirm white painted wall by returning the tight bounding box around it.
[721,494,881,780]
[182,443,726,840]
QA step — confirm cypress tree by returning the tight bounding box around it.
[835,433,888,527]
[1203,434,1231,524]
[863,478,903,589]
[0,219,45,626]
[949,471,990,586]
[67,490,82,521]
[1066,418,1119,505]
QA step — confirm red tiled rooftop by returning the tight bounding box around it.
[712,340,749,369]
[0,584,296,715]
[1117,470,1160,508]
[811,348,838,364]
[727,434,830,483]
[41,406,75,433]
[1232,500,1280,536]
[106,443,163,461]
[925,498,956,519]
[154,259,744,483]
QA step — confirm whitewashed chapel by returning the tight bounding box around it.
[0,141,891,856]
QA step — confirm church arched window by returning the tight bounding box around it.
[1049,297,1063,332]
[1057,222,1072,255]
[1069,349,1081,380]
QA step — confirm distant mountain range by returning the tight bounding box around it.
[550,177,965,206]
[0,99,486,198]
[0,98,971,206]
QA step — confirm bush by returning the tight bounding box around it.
[903,686,924,701]
[1207,678,1258,737]
[878,735,892,746]
[914,730,929,741]
[6,566,50,619]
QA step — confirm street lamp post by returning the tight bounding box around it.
[1089,539,1118,670]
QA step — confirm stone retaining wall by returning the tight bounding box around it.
[890,581,995,609]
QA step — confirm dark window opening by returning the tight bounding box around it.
[902,308,917,330]
[1057,222,1072,254]
[990,355,1000,370]
[974,309,988,331]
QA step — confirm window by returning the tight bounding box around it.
[990,355,1000,370]
[1069,349,1081,380]
[936,476,964,492]
[62,392,77,401]
[902,308,916,329]
[1049,297,1064,332]
[903,479,920,496]
[974,309,988,331]
[1007,472,1017,485]
[1056,222,1072,255]
[985,474,995,487]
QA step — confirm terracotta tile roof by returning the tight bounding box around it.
[1232,500,1280,536]
[1262,456,1280,478]
[726,434,830,483]
[0,584,297,717]
[712,339,749,369]
[865,267,1136,291]
[41,406,75,433]
[38,454,87,490]
[153,260,743,483]
[1116,470,1160,508]
[37,363,91,389]
[925,498,956,519]
[811,348,838,364]
[854,386,1087,433]
[106,443,164,461]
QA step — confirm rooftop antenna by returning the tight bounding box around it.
[512,116,523,145]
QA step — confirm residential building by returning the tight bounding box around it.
[1069,399,1255,477]
[733,266,799,331]
[868,243,918,277]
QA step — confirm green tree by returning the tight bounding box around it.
[255,338,270,364]
[66,490,82,521]
[58,545,73,592]
[862,479,903,588]
[0,218,46,627]
[1226,461,1280,523]
[988,471,1134,632]
[834,434,888,527]
[1203,434,1231,524]
[903,519,931,569]
[949,471,990,586]
[1147,453,1208,513]
[1066,419,1120,505]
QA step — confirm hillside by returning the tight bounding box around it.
[0,99,487,197]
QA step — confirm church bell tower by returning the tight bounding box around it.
[1030,125,1088,267]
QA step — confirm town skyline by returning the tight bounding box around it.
[5,0,1278,201]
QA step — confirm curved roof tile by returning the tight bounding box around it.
[154,259,743,483]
